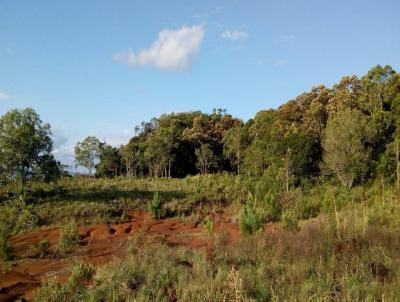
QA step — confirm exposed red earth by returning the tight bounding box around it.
[0,211,241,301]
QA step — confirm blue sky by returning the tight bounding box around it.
[0,0,399,168]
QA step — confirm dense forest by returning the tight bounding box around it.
[90,65,400,190]
[84,65,399,188]
[1,65,400,192]
[0,65,399,193]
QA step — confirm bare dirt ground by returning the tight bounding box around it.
[0,211,241,301]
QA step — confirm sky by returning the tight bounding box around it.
[0,0,399,169]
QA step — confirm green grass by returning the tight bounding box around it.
[34,203,400,301]
[58,220,80,254]
[1,175,398,300]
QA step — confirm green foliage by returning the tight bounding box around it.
[120,210,128,223]
[34,239,50,258]
[58,220,80,254]
[203,216,214,236]
[0,200,39,236]
[322,109,370,188]
[67,263,95,289]
[35,263,95,302]
[260,193,281,222]
[36,205,400,301]
[35,277,67,302]
[0,108,55,192]
[148,191,165,219]
[240,195,263,236]
[95,143,122,178]
[74,136,101,176]
[281,209,300,232]
[195,143,215,174]
[0,234,12,261]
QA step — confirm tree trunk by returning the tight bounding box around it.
[168,159,171,178]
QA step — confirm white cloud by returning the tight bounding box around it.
[0,91,10,100]
[274,59,287,67]
[114,25,204,71]
[221,30,248,41]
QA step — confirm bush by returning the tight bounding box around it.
[260,193,281,222]
[240,196,263,236]
[281,209,300,232]
[35,263,95,302]
[35,277,67,302]
[67,263,95,289]
[27,239,50,258]
[120,210,128,223]
[0,200,39,236]
[58,220,80,254]
[0,234,11,261]
[148,192,165,219]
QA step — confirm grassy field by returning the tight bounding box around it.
[1,175,400,301]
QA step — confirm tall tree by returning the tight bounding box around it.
[322,109,369,189]
[223,126,247,174]
[74,136,100,176]
[96,143,122,178]
[0,108,53,193]
[195,144,214,174]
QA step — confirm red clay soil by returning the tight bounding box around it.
[0,211,240,301]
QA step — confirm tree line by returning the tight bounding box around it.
[1,65,400,192]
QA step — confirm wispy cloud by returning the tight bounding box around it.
[193,13,209,19]
[274,59,287,67]
[114,25,204,71]
[0,91,10,100]
[274,35,298,46]
[221,30,248,41]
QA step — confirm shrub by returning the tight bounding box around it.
[29,239,50,258]
[260,193,281,222]
[148,192,164,219]
[35,277,67,302]
[203,216,214,235]
[67,263,95,289]
[120,210,129,223]
[240,196,263,236]
[0,200,39,236]
[0,234,11,261]
[58,220,80,254]
[281,209,300,232]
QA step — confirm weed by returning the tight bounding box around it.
[148,191,165,219]
[58,220,80,254]
[0,234,11,261]
[240,195,263,236]
[281,209,300,232]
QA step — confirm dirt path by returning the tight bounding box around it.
[0,211,240,301]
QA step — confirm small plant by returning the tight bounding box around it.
[0,234,12,261]
[261,193,281,222]
[58,220,80,254]
[35,277,67,302]
[148,192,164,219]
[222,266,246,302]
[30,239,50,258]
[67,263,95,289]
[281,209,300,232]
[120,210,129,223]
[240,195,263,236]
[204,216,214,236]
